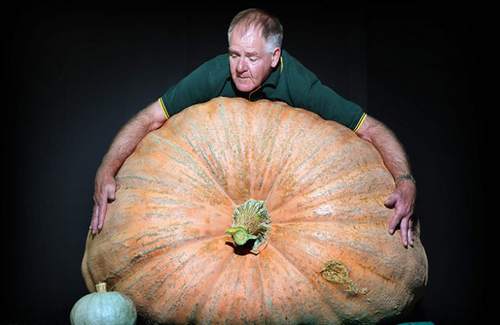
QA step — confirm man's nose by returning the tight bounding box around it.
[237,58,247,72]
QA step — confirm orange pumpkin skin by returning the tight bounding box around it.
[82,97,428,324]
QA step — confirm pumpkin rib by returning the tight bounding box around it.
[126,128,234,218]
[96,241,171,291]
[271,206,388,229]
[255,107,313,195]
[193,252,262,323]
[272,220,390,238]
[147,131,236,208]
[145,239,236,322]
[279,123,353,179]
[269,170,393,225]
[116,236,235,321]
[287,161,389,203]
[263,113,337,206]
[252,102,313,202]
[165,103,245,204]
[231,256,258,322]
[180,250,237,323]
[254,252,268,321]
[266,141,382,215]
[272,221,399,271]
[273,215,385,226]
[268,227,398,322]
[189,111,235,185]
[265,242,342,322]
[272,199,390,225]
[115,174,229,221]
[314,240,399,286]
[267,243,338,312]
[248,103,288,200]
[108,185,231,239]
[96,235,227,295]
[270,222,404,290]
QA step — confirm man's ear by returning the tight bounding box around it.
[271,47,281,68]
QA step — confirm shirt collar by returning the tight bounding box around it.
[262,56,283,88]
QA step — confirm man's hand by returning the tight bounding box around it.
[90,171,118,234]
[88,100,168,235]
[355,115,417,248]
[384,177,416,247]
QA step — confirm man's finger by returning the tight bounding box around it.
[388,209,403,235]
[97,203,108,231]
[107,185,116,202]
[408,218,414,246]
[399,217,409,247]
[98,198,107,232]
[384,193,398,208]
[91,204,99,234]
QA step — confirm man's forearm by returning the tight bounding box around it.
[356,116,412,182]
[98,102,166,177]
[90,100,166,234]
[98,114,149,176]
[356,115,416,246]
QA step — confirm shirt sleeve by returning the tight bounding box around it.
[305,79,365,130]
[288,62,365,131]
[160,55,226,117]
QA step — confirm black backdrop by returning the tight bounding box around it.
[4,3,485,324]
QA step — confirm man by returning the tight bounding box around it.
[90,8,417,247]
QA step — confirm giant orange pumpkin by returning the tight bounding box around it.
[82,97,428,324]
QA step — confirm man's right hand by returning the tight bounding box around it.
[88,99,168,235]
[90,171,118,234]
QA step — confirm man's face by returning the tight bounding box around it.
[229,24,280,93]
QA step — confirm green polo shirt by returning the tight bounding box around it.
[160,50,366,131]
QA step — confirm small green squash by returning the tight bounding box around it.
[70,282,137,325]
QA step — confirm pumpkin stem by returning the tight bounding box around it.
[95,282,107,293]
[225,199,271,254]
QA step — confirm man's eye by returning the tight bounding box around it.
[230,53,238,59]
[249,57,258,62]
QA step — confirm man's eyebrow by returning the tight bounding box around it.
[228,48,258,56]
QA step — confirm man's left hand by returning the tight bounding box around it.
[384,179,417,247]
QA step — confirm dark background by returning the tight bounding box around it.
[4,3,485,324]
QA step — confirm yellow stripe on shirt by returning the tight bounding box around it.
[353,113,367,133]
[158,97,170,119]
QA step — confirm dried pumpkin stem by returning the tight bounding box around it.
[95,282,107,293]
[321,260,368,295]
[225,199,271,254]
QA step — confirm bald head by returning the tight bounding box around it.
[227,8,283,53]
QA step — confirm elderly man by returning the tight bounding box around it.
[90,8,417,247]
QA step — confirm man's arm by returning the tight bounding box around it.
[284,57,415,246]
[89,53,224,234]
[90,100,167,234]
[356,115,417,247]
